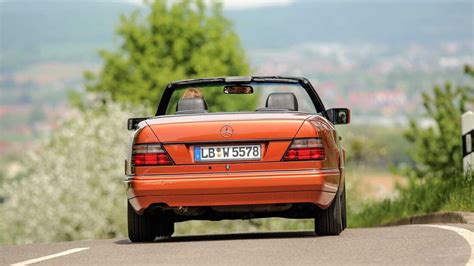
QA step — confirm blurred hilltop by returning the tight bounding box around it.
[231,1,472,48]
[1,0,472,70]
[0,0,473,154]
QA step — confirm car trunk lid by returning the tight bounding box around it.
[146,112,312,143]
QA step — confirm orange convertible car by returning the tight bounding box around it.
[125,76,350,242]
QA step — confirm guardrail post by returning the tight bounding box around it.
[462,111,474,174]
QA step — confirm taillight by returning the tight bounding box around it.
[283,138,325,161]
[132,143,173,166]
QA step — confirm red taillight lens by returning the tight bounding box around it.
[283,138,325,161]
[132,144,173,166]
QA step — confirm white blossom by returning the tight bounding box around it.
[0,103,144,244]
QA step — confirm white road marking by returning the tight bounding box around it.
[11,247,90,266]
[418,225,474,266]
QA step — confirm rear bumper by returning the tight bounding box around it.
[125,168,340,214]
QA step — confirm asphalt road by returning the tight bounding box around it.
[1,224,473,265]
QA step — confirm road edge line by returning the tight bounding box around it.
[417,225,473,266]
[11,247,90,266]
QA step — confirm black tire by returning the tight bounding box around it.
[314,188,344,236]
[341,184,347,229]
[128,202,157,242]
[156,217,174,237]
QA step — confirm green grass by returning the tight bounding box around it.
[348,174,474,227]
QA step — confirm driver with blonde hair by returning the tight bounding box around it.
[182,87,203,99]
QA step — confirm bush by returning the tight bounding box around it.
[0,103,143,244]
[404,65,473,180]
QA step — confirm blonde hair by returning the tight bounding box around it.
[182,88,203,99]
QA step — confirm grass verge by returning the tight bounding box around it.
[348,174,474,227]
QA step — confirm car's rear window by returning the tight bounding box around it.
[165,82,317,115]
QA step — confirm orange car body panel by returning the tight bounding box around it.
[126,113,344,215]
[146,113,315,143]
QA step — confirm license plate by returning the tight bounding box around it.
[194,145,261,162]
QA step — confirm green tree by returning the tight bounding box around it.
[85,0,250,109]
[404,65,474,180]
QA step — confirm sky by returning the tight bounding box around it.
[123,0,296,9]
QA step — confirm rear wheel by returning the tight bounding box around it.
[128,202,157,242]
[341,184,347,229]
[314,187,344,236]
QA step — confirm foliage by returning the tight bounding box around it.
[0,103,145,244]
[84,0,250,109]
[403,66,474,179]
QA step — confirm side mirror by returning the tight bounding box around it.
[127,117,150,131]
[326,108,350,125]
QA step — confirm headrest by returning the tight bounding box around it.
[265,92,298,111]
[176,97,208,114]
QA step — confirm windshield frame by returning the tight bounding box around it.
[155,76,328,118]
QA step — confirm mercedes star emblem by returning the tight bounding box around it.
[220,125,233,138]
